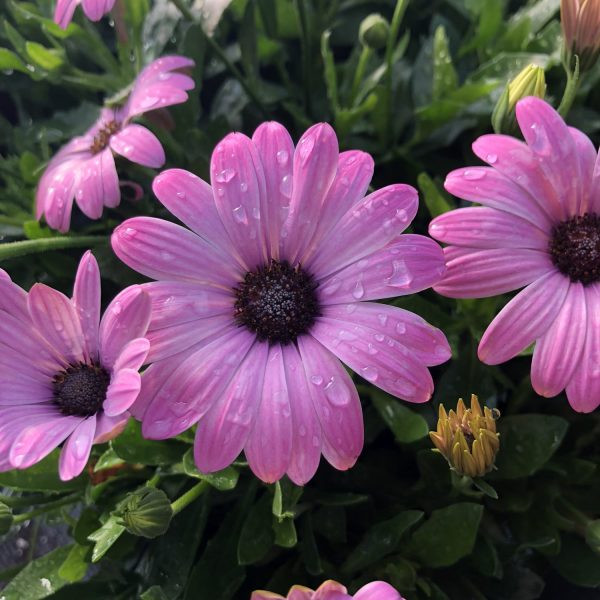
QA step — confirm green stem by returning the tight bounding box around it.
[558,54,581,118]
[146,473,161,488]
[169,0,268,117]
[170,481,209,516]
[13,493,80,524]
[0,235,105,262]
[350,46,371,106]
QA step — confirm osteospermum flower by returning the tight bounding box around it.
[54,0,115,29]
[112,122,450,484]
[0,252,151,480]
[561,0,600,71]
[429,96,600,413]
[36,55,195,233]
[251,580,404,600]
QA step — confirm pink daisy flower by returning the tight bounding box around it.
[251,580,404,600]
[112,122,450,484]
[54,0,115,29]
[429,96,600,413]
[36,55,195,233]
[0,251,151,480]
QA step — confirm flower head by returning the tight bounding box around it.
[112,122,450,484]
[561,0,600,71]
[36,56,195,232]
[429,394,500,478]
[54,0,115,29]
[0,251,151,480]
[251,580,404,600]
[430,96,600,413]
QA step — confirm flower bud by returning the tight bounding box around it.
[429,394,500,479]
[116,487,173,539]
[492,65,546,135]
[359,14,390,50]
[561,0,600,71]
[0,502,13,535]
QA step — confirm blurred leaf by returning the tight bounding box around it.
[0,501,13,534]
[140,586,169,600]
[182,448,239,490]
[240,0,258,81]
[0,47,27,72]
[25,42,63,71]
[273,515,297,548]
[372,390,429,443]
[57,544,89,583]
[432,26,458,101]
[418,172,453,218]
[549,533,600,587]
[238,493,274,565]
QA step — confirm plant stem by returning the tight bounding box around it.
[0,235,106,262]
[170,481,209,516]
[558,54,581,118]
[295,0,313,115]
[13,493,80,524]
[350,46,371,107]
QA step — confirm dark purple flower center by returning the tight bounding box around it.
[90,120,121,154]
[233,259,320,344]
[549,213,600,284]
[53,362,110,417]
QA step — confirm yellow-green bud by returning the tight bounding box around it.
[117,487,173,539]
[0,502,13,535]
[429,394,500,479]
[585,519,600,554]
[359,14,390,50]
[492,65,546,135]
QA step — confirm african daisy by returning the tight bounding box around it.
[251,579,404,600]
[54,0,115,29]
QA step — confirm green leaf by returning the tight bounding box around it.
[58,544,89,583]
[182,449,239,490]
[25,42,64,71]
[549,533,600,587]
[492,414,568,479]
[432,26,458,101]
[237,494,274,565]
[141,586,169,600]
[87,516,127,562]
[372,390,429,443]
[93,447,125,472]
[418,172,453,218]
[0,501,13,534]
[240,0,258,81]
[321,30,339,110]
[0,47,27,72]
[409,503,484,567]
[272,515,297,548]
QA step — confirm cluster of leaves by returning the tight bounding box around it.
[0,0,599,598]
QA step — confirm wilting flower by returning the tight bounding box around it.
[0,252,151,480]
[36,56,195,232]
[112,122,450,484]
[430,394,500,478]
[561,0,600,71]
[54,0,115,29]
[430,96,600,413]
[251,580,404,600]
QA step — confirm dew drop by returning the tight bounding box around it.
[276,149,289,166]
[233,205,248,225]
[352,280,365,300]
[463,169,486,181]
[280,174,292,198]
[324,377,351,406]
[486,153,498,164]
[361,366,379,382]
[387,259,413,288]
[311,375,323,385]
[215,168,235,183]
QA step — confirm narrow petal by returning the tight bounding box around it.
[39,166,76,233]
[73,250,101,362]
[54,0,78,28]
[28,284,85,365]
[0,376,52,405]
[308,184,418,278]
[103,368,141,416]
[478,271,570,365]
[313,580,351,600]
[250,593,285,600]
[434,246,554,298]
[74,151,112,219]
[319,235,446,304]
[113,338,150,372]
[100,148,120,208]
[58,416,97,480]
[81,0,115,21]
[99,286,151,369]
[429,207,550,250]
[531,283,587,397]
[0,276,29,321]
[297,335,363,471]
[245,345,293,483]
[568,127,597,215]
[112,217,240,287]
[94,413,128,443]
[110,124,165,168]
[354,582,403,600]
[590,147,600,214]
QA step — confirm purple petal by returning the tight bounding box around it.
[434,246,554,298]
[94,413,128,443]
[72,250,101,362]
[73,150,116,219]
[354,581,404,600]
[478,271,570,365]
[110,124,165,168]
[113,338,150,372]
[297,335,363,471]
[0,275,29,321]
[103,368,141,416]
[194,341,269,473]
[38,165,76,233]
[99,286,151,369]
[54,0,78,28]
[245,345,293,483]
[313,580,351,600]
[58,416,96,480]
[81,0,115,20]
[0,375,52,405]
[568,127,597,215]
[590,148,600,214]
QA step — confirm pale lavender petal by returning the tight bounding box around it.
[308,185,418,279]
[113,338,150,372]
[112,217,241,287]
[99,286,151,369]
[0,276,29,321]
[566,284,600,413]
[101,148,120,208]
[434,246,554,298]
[58,416,96,480]
[429,207,549,249]
[245,345,293,483]
[590,149,600,214]
[531,283,587,397]
[0,376,52,405]
[194,341,269,473]
[133,56,195,88]
[94,413,128,443]
[38,166,76,233]
[250,592,286,600]
[354,582,404,600]
[74,150,113,219]
[110,124,165,168]
[28,284,85,365]
[478,271,570,365]
[319,235,446,304]
[288,588,316,600]
[313,581,351,600]
[54,0,78,27]
[568,127,597,215]
[103,368,141,416]
[297,335,363,471]
[81,0,115,20]
[73,250,101,362]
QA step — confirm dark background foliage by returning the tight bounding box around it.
[0,0,599,598]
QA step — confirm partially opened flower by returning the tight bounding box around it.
[36,56,195,232]
[112,121,450,484]
[0,251,151,480]
[251,579,404,600]
[429,96,600,413]
[561,0,600,71]
[54,0,115,29]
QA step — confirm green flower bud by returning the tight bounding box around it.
[0,502,13,535]
[116,487,173,539]
[585,519,600,554]
[359,14,390,50]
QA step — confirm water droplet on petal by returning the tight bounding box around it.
[486,153,498,164]
[280,174,292,198]
[215,168,235,183]
[387,260,413,288]
[276,149,289,165]
[298,135,315,163]
[361,366,379,382]
[352,280,365,300]
[176,190,186,199]
[463,169,486,181]
[324,377,351,406]
[233,205,248,225]
[311,375,323,385]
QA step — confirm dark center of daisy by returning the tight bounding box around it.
[90,120,121,154]
[234,259,320,344]
[549,213,600,284]
[52,362,110,417]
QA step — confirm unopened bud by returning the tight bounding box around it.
[430,394,500,479]
[116,487,173,538]
[359,14,390,50]
[561,0,600,71]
